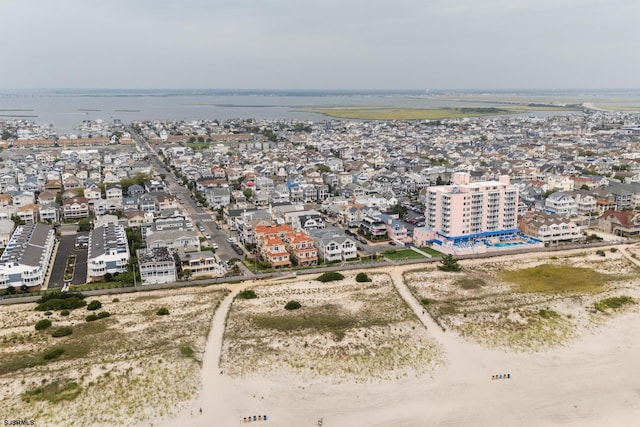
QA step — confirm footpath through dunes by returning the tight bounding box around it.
[158,252,640,427]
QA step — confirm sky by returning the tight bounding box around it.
[1,0,639,90]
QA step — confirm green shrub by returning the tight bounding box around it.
[316,271,345,282]
[538,309,560,319]
[35,319,52,331]
[112,298,119,303]
[284,300,301,310]
[97,311,111,319]
[37,291,86,304]
[355,272,371,283]
[610,247,618,253]
[596,250,606,257]
[156,307,170,316]
[237,289,257,299]
[594,296,635,312]
[51,327,72,338]
[36,296,86,312]
[85,314,98,322]
[43,348,65,361]
[44,311,52,316]
[86,300,102,311]
[60,310,70,316]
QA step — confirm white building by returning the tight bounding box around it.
[87,222,130,280]
[0,223,55,289]
[137,247,177,285]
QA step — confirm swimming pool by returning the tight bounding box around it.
[492,242,525,248]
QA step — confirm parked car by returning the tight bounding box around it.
[388,241,396,246]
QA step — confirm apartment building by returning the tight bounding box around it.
[426,172,519,240]
[87,222,131,280]
[0,223,55,289]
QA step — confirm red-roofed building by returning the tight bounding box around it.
[598,210,640,237]
[258,235,292,268]
[286,232,318,266]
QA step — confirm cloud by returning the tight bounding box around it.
[0,0,638,89]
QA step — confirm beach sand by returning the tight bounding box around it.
[156,247,640,427]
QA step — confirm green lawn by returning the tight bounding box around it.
[418,247,443,256]
[383,249,427,260]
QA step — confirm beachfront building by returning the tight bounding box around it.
[598,210,640,237]
[309,227,357,262]
[175,250,224,278]
[518,211,583,244]
[136,247,177,285]
[0,223,55,290]
[87,222,131,281]
[425,172,519,243]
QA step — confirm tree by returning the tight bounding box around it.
[435,176,444,186]
[580,184,590,191]
[438,254,462,272]
[317,165,331,173]
[11,215,26,226]
[78,218,92,232]
[391,204,408,217]
[6,285,16,295]
[243,188,253,201]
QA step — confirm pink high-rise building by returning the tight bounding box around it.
[426,172,519,240]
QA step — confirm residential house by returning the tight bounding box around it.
[286,231,318,266]
[175,250,224,278]
[544,192,578,216]
[309,228,357,262]
[62,197,90,220]
[39,202,60,223]
[0,219,15,249]
[598,210,640,237]
[146,229,201,253]
[136,247,177,285]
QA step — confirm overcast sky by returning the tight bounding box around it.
[1,0,638,90]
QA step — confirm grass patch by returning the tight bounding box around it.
[22,380,81,403]
[418,247,443,256]
[251,304,376,340]
[538,309,560,319]
[594,295,635,312]
[454,277,486,290]
[383,249,426,260]
[312,107,512,120]
[500,264,609,293]
[42,347,65,360]
[237,289,257,299]
[51,326,73,337]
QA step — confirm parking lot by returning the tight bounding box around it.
[48,227,88,289]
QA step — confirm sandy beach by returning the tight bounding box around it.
[156,246,640,427]
[3,246,640,426]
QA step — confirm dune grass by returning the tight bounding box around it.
[499,264,609,294]
[594,295,635,312]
